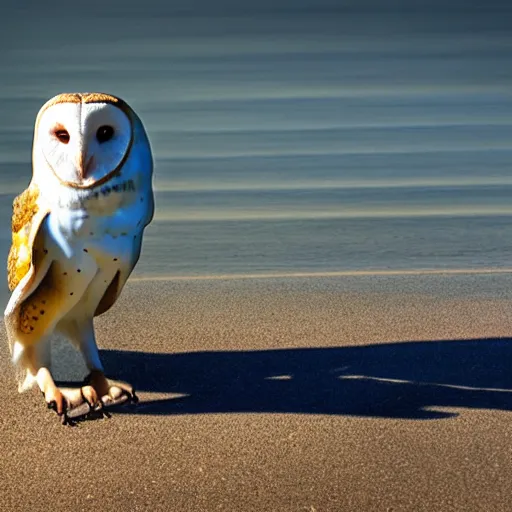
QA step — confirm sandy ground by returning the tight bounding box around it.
[1,274,512,512]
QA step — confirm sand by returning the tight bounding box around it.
[1,274,512,512]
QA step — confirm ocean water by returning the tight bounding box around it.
[1,1,512,308]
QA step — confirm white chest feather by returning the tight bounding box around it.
[43,175,152,317]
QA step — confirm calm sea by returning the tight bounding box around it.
[1,1,512,308]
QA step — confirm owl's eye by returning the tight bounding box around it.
[96,125,115,144]
[54,129,70,144]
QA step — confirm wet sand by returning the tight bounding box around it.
[1,274,512,511]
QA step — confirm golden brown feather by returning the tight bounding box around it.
[7,185,40,291]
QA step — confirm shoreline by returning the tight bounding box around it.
[130,267,512,281]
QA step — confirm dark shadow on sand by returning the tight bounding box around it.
[98,338,512,419]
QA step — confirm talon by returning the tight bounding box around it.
[80,385,100,411]
[93,401,103,413]
[61,414,78,427]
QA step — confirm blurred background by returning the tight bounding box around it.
[1,0,512,309]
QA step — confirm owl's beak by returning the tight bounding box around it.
[76,154,95,180]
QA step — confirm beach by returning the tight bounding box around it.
[2,274,512,511]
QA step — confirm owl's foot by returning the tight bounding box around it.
[57,387,104,424]
[42,371,136,425]
[37,367,101,424]
[84,369,138,409]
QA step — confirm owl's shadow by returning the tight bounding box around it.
[90,337,512,419]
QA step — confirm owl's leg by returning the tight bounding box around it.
[60,318,137,413]
[17,260,99,421]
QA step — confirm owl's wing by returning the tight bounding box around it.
[94,187,154,317]
[94,239,143,317]
[4,185,52,354]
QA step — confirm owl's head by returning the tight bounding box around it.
[32,92,151,190]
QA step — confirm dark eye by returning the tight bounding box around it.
[54,129,70,144]
[96,125,115,143]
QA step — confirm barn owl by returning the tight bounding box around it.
[4,92,154,424]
